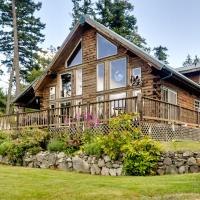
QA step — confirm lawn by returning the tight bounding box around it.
[0,165,200,200]
[161,140,200,152]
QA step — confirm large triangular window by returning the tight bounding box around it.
[67,41,82,67]
[97,33,117,59]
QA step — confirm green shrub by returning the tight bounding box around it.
[47,139,65,152]
[0,141,12,156]
[100,113,140,160]
[123,137,161,176]
[27,146,42,155]
[83,141,103,157]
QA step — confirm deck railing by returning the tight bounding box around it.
[0,96,200,130]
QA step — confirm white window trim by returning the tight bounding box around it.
[194,99,200,111]
[65,39,82,68]
[49,86,56,100]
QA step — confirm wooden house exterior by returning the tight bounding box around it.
[1,16,200,130]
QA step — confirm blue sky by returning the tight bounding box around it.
[38,0,200,68]
[1,0,200,90]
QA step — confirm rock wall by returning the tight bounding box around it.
[0,151,200,176]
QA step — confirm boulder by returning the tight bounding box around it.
[116,167,123,176]
[72,156,90,173]
[104,155,111,163]
[166,165,177,174]
[163,157,172,166]
[157,168,165,175]
[109,168,117,176]
[178,166,186,174]
[90,164,101,175]
[101,167,109,176]
[189,165,199,173]
[98,159,105,168]
[187,157,196,166]
[183,151,193,157]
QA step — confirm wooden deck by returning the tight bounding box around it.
[1,96,200,130]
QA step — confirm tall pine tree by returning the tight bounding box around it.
[183,54,193,67]
[0,0,45,83]
[153,45,168,64]
[193,55,200,66]
[96,0,148,50]
[71,0,95,29]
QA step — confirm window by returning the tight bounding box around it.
[66,42,82,67]
[133,89,141,97]
[97,63,104,91]
[97,96,104,118]
[97,33,117,59]
[195,100,200,111]
[110,58,126,89]
[49,87,56,100]
[162,87,177,105]
[76,68,82,95]
[110,92,126,116]
[61,73,72,98]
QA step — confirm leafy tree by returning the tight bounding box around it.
[193,55,200,66]
[95,0,148,50]
[183,54,193,67]
[71,0,95,29]
[153,45,168,64]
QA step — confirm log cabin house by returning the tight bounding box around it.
[2,16,200,130]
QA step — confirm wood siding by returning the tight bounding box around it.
[36,26,199,111]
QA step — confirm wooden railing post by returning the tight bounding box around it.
[137,94,143,121]
[47,108,50,129]
[16,111,19,130]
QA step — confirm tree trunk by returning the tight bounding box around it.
[12,0,20,96]
[6,67,14,115]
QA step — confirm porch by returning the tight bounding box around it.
[1,96,200,130]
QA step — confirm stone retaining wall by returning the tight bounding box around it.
[0,151,200,176]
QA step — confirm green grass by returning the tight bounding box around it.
[0,165,200,200]
[161,140,200,152]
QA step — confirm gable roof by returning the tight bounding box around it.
[14,15,200,104]
[176,64,200,74]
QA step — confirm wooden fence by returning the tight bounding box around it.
[0,96,200,130]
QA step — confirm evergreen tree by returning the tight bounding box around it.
[183,54,193,67]
[0,88,6,114]
[95,0,148,50]
[0,0,45,83]
[153,45,168,64]
[71,0,95,29]
[193,55,200,66]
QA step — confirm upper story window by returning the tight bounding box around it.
[194,100,200,111]
[61,73,72,98]
[97,63,105,91]
[49,86,56,100]
[66,41,82,67]
[97,33,117,59]
[162,87,177,105]
[110,57,126,89]
[76,68,82,95]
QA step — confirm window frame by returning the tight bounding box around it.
[162,86,177,105]
[65,39,82,68]
[60,72,72,98]
[96,63,105,92]
[75,68,82,96]
[49,86,56,100]
[194,99,200,111]
[96,33,118,60]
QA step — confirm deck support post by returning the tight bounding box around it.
[137,94,143,121]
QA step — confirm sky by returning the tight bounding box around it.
[1,0,200,91]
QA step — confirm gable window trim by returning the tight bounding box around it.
[96,33,118,60]
[65,39,82,68]
[194,99,200,111]
[49,86,56,100]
